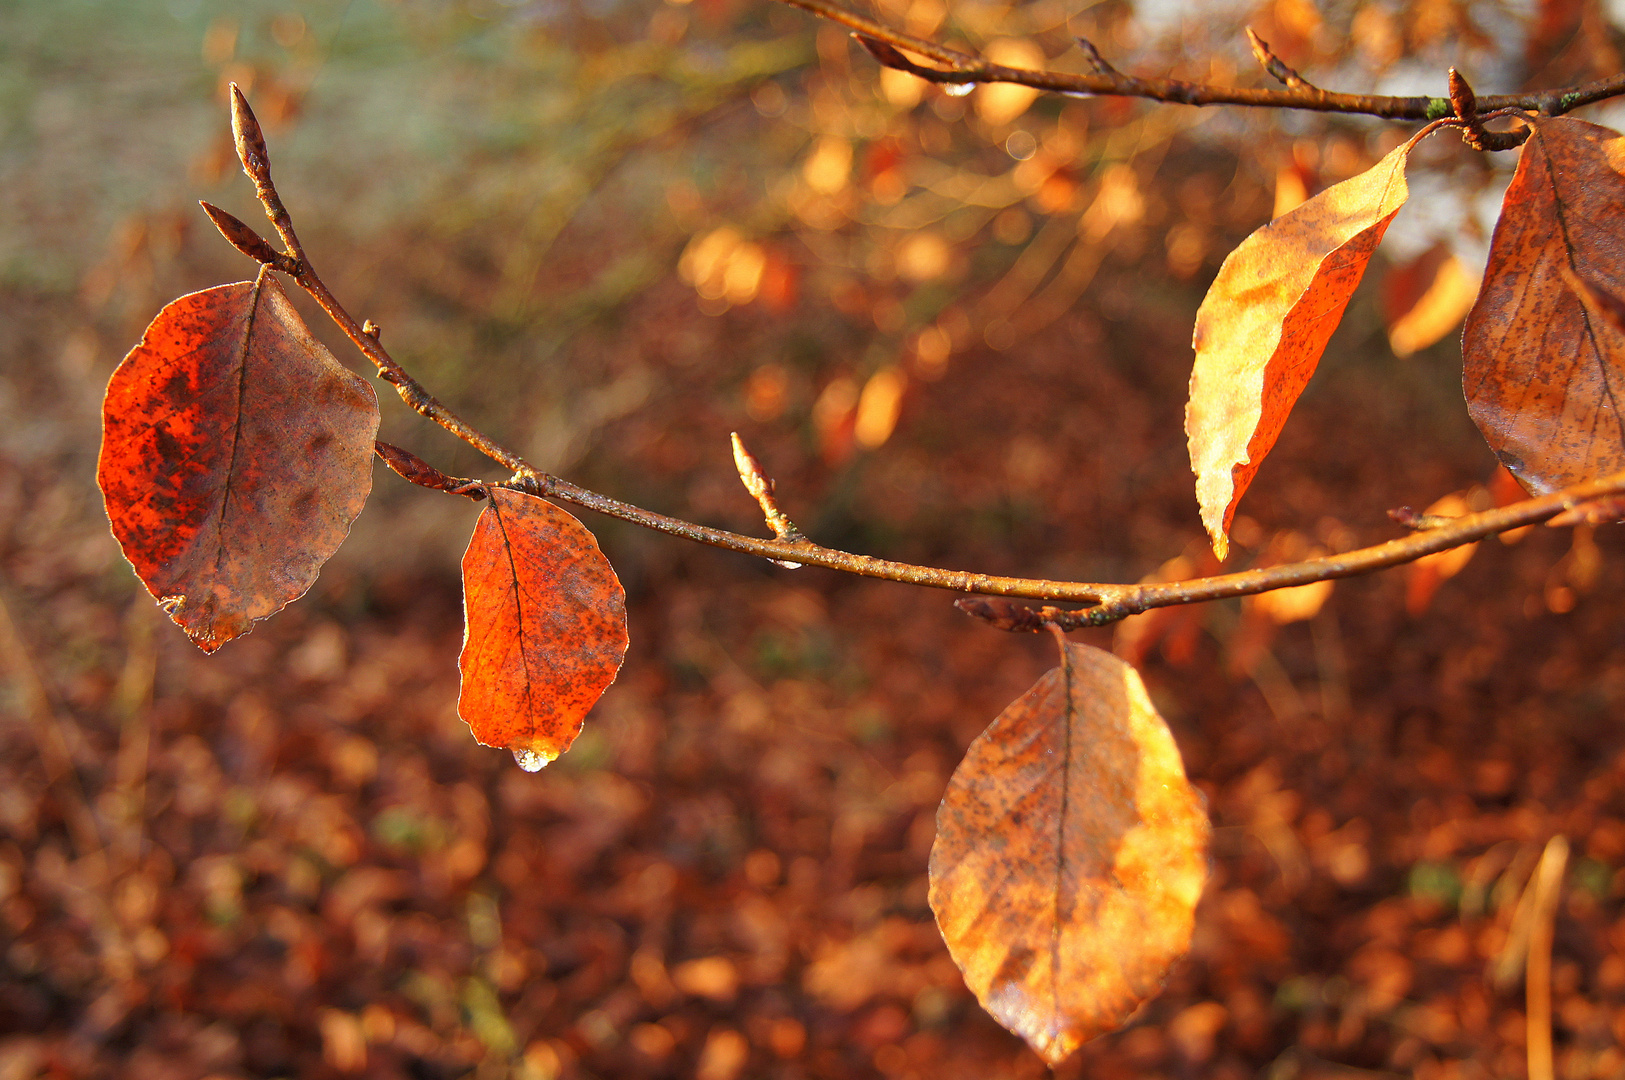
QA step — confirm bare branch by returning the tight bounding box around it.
[775,0,1625,120]
[231,85,536,477]
[222,88,1625,635]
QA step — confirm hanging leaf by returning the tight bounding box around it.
[98,267,380,652]
[1463,116,1625,496]
[929,641,1210,1064]
[1186,125,1439,560]
[458,488,628,770]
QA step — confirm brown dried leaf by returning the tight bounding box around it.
[459,488,628,769]
[929,642,1210,1063]
[1463,117,1625,495]
[98,267,379,652]
[1187,126,1436,560]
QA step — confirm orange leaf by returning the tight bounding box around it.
[1463,117,1625,496]
[1187,126,1437,560]
[98,267,379,652]
[458,488,628,769]
[929,642,1210,1064]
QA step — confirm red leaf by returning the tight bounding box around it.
[1463,117,1625,496]
[458,488,628,769]
[98,268,380,652]
[1186,126,1437,560]
[929,642,1210,1063]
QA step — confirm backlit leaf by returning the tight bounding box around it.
[458,488,628,769]
[1187,126,1437,560]
[98,267,379,652]
[1463,117,1625,495]
[929,642,1210,1064]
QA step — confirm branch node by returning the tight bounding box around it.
[374,441,487,500]
[362,320,382,340]
[1387,506,1458,531]
[1245,28,1318,92]
[731,433,808,556]
[955,597,1096,632]
[854,33,910,70]
[1073,37,1119,77]
[199,201,284,268]
[1448,67,1477,124]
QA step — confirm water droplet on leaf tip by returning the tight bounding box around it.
[945,82,976,97]
[512,746,556,772]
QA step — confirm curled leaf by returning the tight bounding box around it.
[458,488,628,768]
[98,268,379,652]
[929,642,1210,1064]
[1463,117,1625,495]
[1187,125,1439,559]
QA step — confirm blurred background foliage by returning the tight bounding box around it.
[8,1,1625,1078]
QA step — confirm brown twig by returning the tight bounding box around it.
[1072,37,1119,78]
[221,88,1625,627]
[777,0,1625,121]
[1387,506,1457,531]
[228,85,535,477]
[730,432,806,545]
[1246,29,1319,94]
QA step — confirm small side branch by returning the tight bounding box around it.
[375,441,487,500]
[1246,29,1321,95]
[956,469,1625,630]
[214,88,1625,636]
[731,433,807,544]
[226,84,536,478]
[777,0,1625,120]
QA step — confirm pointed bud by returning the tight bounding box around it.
[1447,68,1476,124]
[199,201,281,265]
[374,441,487,499]
[229,83,271,183]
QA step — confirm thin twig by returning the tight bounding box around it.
[219,89,1625,626]
[1388,506,1457,531]
[730,432,806,544]
[374,441,488,501]
[228,85,535,477]
[1072,37,1119,78]
[776,0,1625,120]
[1246,29,1319,94]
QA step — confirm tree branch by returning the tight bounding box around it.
[220,87,1625,630]
[778,0,1625,121]
[229,85,534,478]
